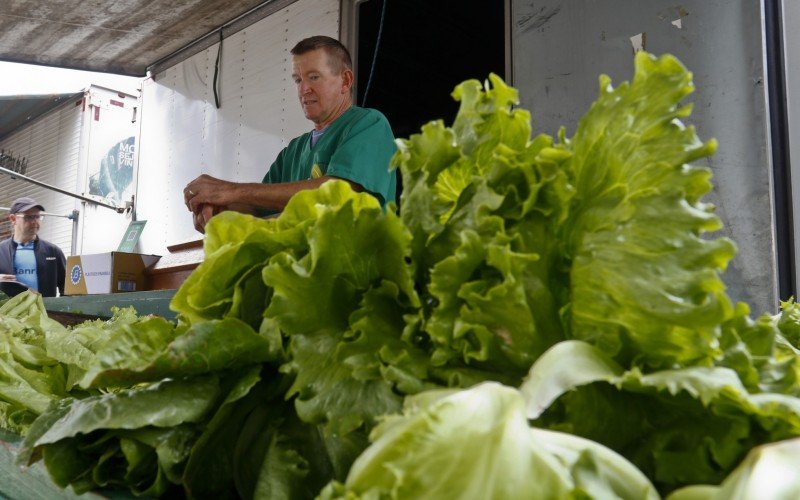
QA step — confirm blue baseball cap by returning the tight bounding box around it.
[10,196,45,214]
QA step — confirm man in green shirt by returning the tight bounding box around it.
[184,35,397,232]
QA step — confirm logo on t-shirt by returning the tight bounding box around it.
[13,242,38,291]
[70,264,82,285]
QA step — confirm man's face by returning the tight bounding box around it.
[11,209,42,242]
[292,49,353,129]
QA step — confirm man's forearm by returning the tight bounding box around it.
[236,176,359,212]
[185,174,363,215]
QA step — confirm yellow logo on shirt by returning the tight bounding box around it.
[311,164,323,179]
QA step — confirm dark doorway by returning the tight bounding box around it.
[356,0,507,205]
[356,0,506,140]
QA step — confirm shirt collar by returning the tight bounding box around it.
[13,238,37,248]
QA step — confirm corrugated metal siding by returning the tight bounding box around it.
[136,0,339,255]
[0,93,83,141]
[0,98,83,256]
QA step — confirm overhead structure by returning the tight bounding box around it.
[0,0,291,76]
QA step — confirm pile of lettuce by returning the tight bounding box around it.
[3,51,800,499]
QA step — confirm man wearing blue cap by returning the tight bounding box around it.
[0,197,66,297]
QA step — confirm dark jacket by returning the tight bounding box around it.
[0,237,66,297]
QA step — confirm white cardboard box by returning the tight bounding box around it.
[65,252,161,295]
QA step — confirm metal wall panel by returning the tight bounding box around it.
[784,1,800,297]
[0,100,82,256]
[511,0,776,314]
[136,0,339,255]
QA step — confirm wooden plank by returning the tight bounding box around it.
[145,238,203,290]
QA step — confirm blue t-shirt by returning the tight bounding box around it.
[311,128,326,148]
[14,240,39,291]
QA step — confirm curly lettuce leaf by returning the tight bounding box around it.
[777,299,800,348]
[45,307,140,372]
[264,182,418,435]
[321,382,657,500]
[171,211,308,326]
[396,74,574,383]
[523,340,800,489]
[667,438,800,500]
[563,52,736,369]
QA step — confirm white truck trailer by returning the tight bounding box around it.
[0,85,138,255]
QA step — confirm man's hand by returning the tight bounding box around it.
[192,203,223,234]
[184,174,239,212]
[183,174,364,227]
[0,274,17,282]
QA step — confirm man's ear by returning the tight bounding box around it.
[341,69,354,93]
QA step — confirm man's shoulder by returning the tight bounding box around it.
[331,107,392,139]
[344,106,388,125]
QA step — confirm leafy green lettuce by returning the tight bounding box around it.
[321,382,658,499]
[17,375,222,496]
[396,74,573,381]
[0,293,70,433]
[563,53,736,369]
[521,339,800,490]
[667,438,800,500]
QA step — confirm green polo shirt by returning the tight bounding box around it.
[262,106,397,207]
